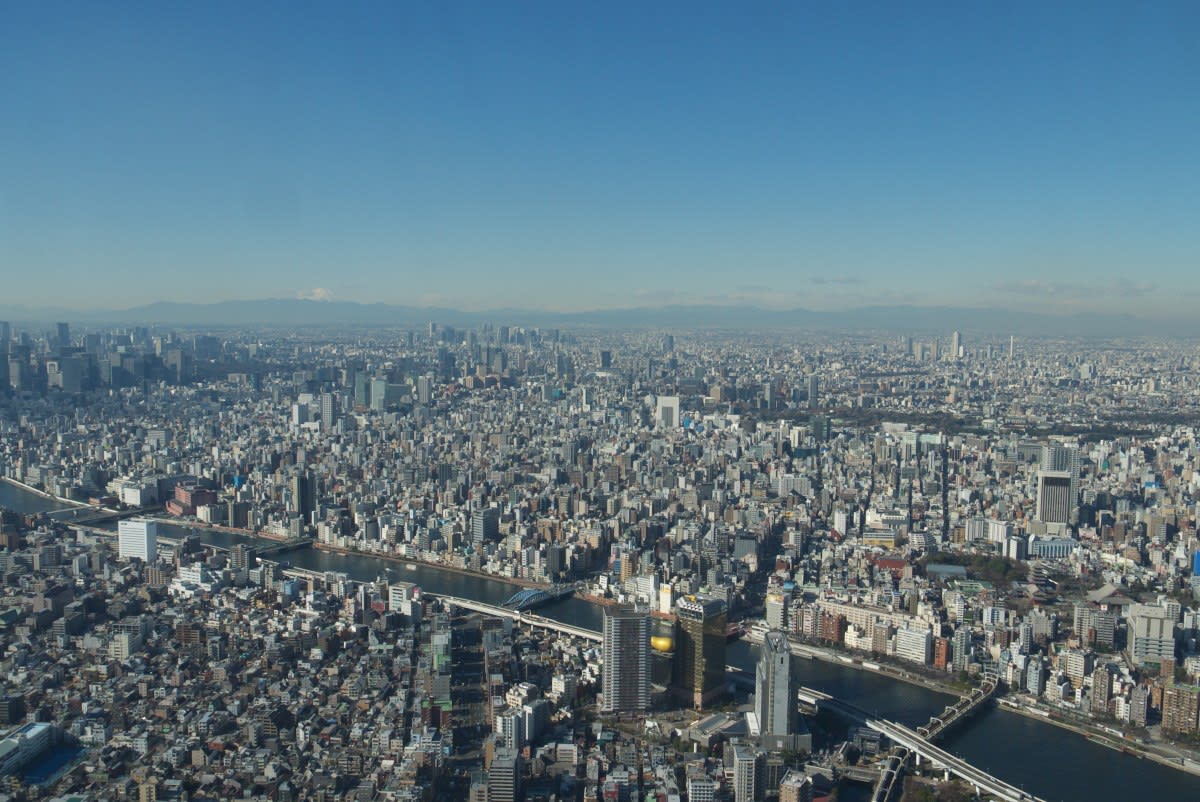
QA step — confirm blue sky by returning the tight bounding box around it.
[2,2,1197,314]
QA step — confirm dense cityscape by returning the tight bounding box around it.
[0,318,1199,802]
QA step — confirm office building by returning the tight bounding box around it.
[806,374,819,409]
[1128,604,1176,667]
[117,518,158,562]
[291,472,316,524]
[229,544,257,572]
[755,630,804,751]
[674,596,727,709]
[601,606,650,714]
[655,395,681,428]
[472,507,500,550]
[416,375,433,404]
[320,392,339,431]
[353,372,370,408]
[1036,470,1073,528]
[0,722,56,777]
[488,747,521,802]
[1041,444,1080,520]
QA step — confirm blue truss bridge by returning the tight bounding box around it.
[501,583,579,611]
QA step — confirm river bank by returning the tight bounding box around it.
[0,476,92,509]
[743,629,964,700]
[312,542,550,589]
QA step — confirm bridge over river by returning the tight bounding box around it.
[801,673,1043,802]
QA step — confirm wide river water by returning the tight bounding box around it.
[3,482,1197,800]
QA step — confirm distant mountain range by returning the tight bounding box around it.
[0,298,1190,337]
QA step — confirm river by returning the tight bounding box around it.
[0,479,78,515]
[5,483,1197,799]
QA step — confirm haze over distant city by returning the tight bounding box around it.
[3,2,1198,316]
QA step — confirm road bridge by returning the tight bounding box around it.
[865,718,1044,801]
[255,537,313,558]
[50,505,159,526]
[429,593,602,642]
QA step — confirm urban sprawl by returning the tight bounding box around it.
[1,319,1200,802]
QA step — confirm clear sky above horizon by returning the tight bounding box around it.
[2,2,1198,315]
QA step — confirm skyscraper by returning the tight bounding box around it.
[806,375,819,409]
[320,391,339,431]
[755,630,801,750]
[601,606,650,714]
[1036,470,1072,528]
[674,596,727,709]
[416,375,433,404]
[950,330,962,358]
[291,472,316,524]
[1041,444,1080,521]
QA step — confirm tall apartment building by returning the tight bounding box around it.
[601,606,650,714]
[1162,684,1200,735]
[894,625,932,666]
